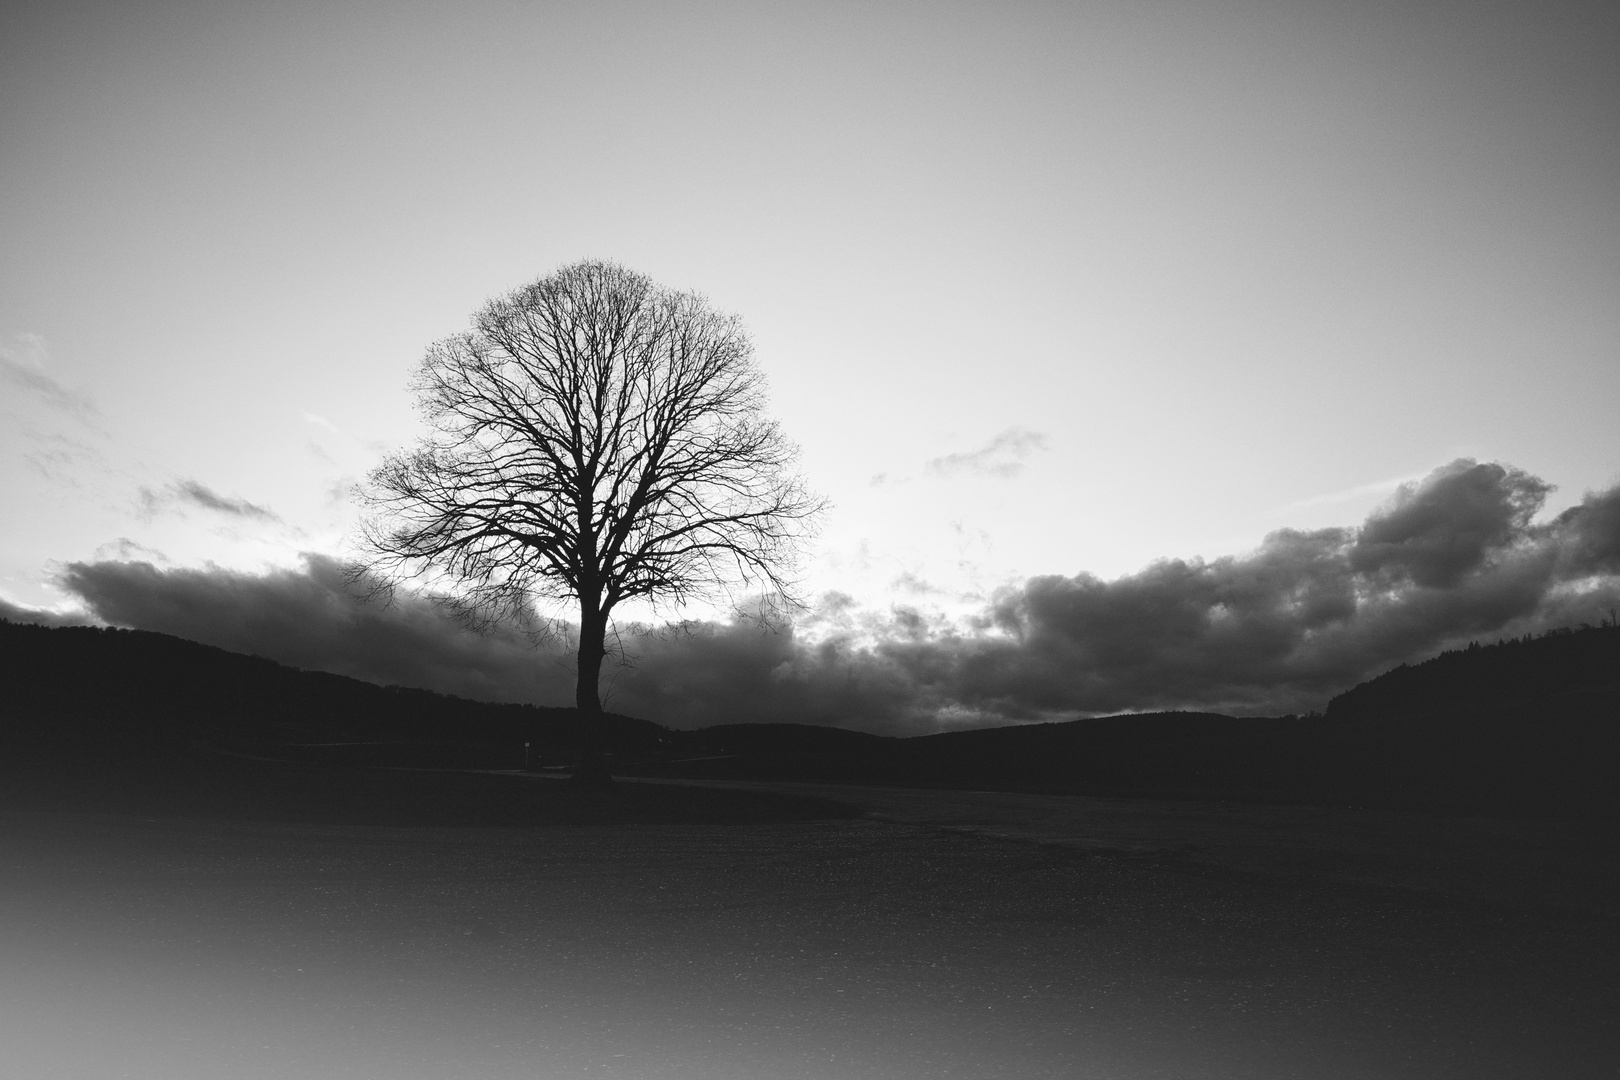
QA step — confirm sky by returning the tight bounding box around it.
[3,0,1618,733]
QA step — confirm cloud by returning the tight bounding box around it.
[325,475,358,506]
[925,428,1048,479]
[22,432,107,484]
[891,571,940,595]
[137,479,281,522]
[933,461,1616,719]
[605,619,929,730]
[1281,470,1427,510]
[0,596,94,628]
[1552,481,1620,577]
[0,333,97,418]
[599,459,1620,727]
[45,459,1620,735]
[54,555,576,707]
[1349,460,1551,588]
[93,538,169,563]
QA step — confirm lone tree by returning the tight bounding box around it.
[357,261,823,779]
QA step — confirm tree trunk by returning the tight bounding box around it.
[571,601,612,784]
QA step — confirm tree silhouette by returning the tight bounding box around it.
[357,261,823,779]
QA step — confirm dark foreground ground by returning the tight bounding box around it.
[1,752,1616,1079]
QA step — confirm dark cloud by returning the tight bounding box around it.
[1349,461,1551,587]
[1552,481,1620,576]
[623,459,1620,727]
[138,480,280,522]
[607,620,928,730]
[55,555,576,706]
[948,460,1617,719]
[46,460,1620,735]
[926,428,1048,479]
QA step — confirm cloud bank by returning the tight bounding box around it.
[49,556,573,706]
[27,459,1620,735]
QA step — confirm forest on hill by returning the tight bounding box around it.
[1325,623,1620,719]
[3,619,1616,817]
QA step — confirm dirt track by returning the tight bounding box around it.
[2,777,1615,1079]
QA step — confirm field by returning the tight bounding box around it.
[2,754,1616,1079]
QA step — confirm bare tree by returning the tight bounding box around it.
[356,261,823,779]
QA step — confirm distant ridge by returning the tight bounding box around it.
[4,618,1617,817]
[640,625,1620,816]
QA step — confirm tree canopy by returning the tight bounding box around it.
[357,260,823,774]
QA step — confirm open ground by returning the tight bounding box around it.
[1,757,1615,1080]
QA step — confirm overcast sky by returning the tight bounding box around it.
[4,0,1618,731]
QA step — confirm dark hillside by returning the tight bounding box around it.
[641,626,1619,816]
[5,618,1616,818]
[1315,625,1620,816]
[1326,623,1620,720]
[0,619,669,768]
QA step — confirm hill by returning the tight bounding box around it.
[0,619,670,768]
[1307,624,1620,817]
[1325,624,1620,720]
[0,620,858,826]
[4,618,1617,818]
[636,625,1620,816]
